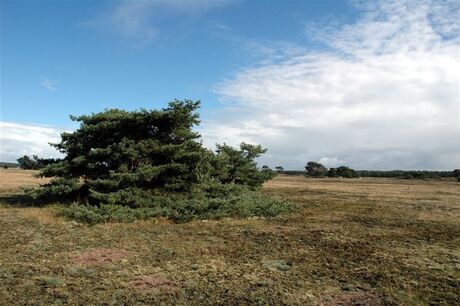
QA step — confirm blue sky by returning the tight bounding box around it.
[1,0,353,126]
[1,0,459,170]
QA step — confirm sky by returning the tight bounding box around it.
[1,0,459,170]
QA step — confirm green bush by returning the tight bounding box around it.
[58,186,295,224]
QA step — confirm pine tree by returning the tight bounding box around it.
[37,100,207,206]
[35,100,275,207]
[212,142,271,189]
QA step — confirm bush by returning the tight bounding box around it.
[58,186,295,224]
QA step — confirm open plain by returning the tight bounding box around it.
[0,169,459,305]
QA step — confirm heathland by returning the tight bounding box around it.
[0,168,459,305]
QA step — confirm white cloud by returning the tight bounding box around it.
[83,0,233,46]
[207,0,460,170]
[40,77,57,92]
[0,122,65,162]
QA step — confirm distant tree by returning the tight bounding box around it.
[275,166,284,171]
[17,155,39,170]
[305,161,327,177]
[453,169,460,182]
[328,166,358,178]
[2,165,8,169]
[17,155,56,170]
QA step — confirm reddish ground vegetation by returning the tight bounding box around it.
[328,291,397,306]
[129,275,179,294]
[72,248,134,265]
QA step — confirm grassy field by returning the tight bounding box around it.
[0,169,459,305]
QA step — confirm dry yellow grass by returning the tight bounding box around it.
[0,168,48,193]
[17,207,60,225]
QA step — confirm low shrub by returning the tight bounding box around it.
[58,186,295,224]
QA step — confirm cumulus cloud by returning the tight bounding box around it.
[0,122,65,162]
[83,0,233,46]
[207,0,460,170]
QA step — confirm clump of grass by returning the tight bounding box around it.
[18,207,60,225]
[57,188,295,224]
[37,277,64,287]
[262,259,292,272]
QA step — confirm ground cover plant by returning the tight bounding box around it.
[0,169,459,305]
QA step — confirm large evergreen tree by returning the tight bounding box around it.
[35,100,275,207]
[37,100,208,205]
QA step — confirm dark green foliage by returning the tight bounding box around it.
[453,169,460,182]
[328,166,359,178]
[212,143,274,189]
[260,165,277,181]
[305,161,328,177]
[17,155,56,170]
[275,166,284,171]
[2,165,7,169]
[17,155,39,170]
[281,169,458,180]
[277,170,306,176]
[37,100,208,205]
[58,186,295,224]
[34,100,285,222]
[358,170,455,180]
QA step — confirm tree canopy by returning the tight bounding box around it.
[305,161,327,177]
[328,166,358,178]
[35,100,276,208]
[17,155,55,170]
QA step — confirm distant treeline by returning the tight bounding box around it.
[0,162,19,169]
[277,162,460,181]
[356,170,456,179]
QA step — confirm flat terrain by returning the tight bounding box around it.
[0,169,459,305]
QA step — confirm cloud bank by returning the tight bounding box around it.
[205,0,460,170]
[0,122,64,162]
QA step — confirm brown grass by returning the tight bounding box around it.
[17,207,60,225]
[0,170,459,305]
[129,275,179,294]
[0,168,48,191]
[72,248,135,266]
